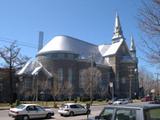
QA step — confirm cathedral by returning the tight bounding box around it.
[18,14,139,100]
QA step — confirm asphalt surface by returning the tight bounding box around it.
[0,105,104,120]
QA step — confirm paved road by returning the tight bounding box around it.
[0,105,105,120]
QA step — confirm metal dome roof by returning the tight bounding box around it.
[37,35,102,60]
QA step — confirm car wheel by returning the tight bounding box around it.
[46,113,52,119]
[23,115,29,120]
[69,111,74,116]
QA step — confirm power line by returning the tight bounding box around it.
[0,37,37,49]
[0,36,37,45]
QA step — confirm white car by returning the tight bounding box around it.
[8,104,54,120]
[58,103,90,116]
[113,98,130,105]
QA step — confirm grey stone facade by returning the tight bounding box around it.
[36,53,111,99]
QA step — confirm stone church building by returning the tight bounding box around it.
[18,14,139,100]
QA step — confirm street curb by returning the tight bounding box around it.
[0,104,106,111]
[0,107,10,110]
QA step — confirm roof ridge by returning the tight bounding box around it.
[54,35,98,47]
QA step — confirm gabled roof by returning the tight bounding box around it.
[17,60,32,75]
[98,44,110,56]
[103,39,123,56]
[31,66,42,75]
[17,59,52,78]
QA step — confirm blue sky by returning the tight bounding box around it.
[0,0,155,72]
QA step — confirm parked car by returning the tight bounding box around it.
[89,103,160,120]
[8,104,54,120]
[150,96,160,104]
[58,103,90,116]
[112,98,132,105]
[141,96,152,102]
[150,100,160,104]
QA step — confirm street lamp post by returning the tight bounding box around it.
[134,68,137,98]
[109,82,114,102]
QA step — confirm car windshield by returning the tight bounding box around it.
[16,104,26,109]
[144,108,160,120]
[99,108,114,120]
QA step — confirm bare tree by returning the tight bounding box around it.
[0,42,29,68]
[51,73,60,100]
[0,42,29,104]
[139,67,156,96]
[51,74,73,101]
[80,67,102,100]
[138,0,160,66]
[61,80,74,101]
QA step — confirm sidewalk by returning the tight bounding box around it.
[0,106,10,110]
[0,100,141,110]
[0,102,106,111]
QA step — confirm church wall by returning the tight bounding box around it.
[116,42,139,98]
[37,54,79,95]
[105,41,139,98]
[36,53,112,99]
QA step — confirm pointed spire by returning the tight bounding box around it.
[130,35,136,51]
[112,13,124,42]
[130,35,137,60]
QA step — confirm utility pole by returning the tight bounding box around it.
[90,53,96,103]
[155,73,160,96]
[90,54,93,103]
